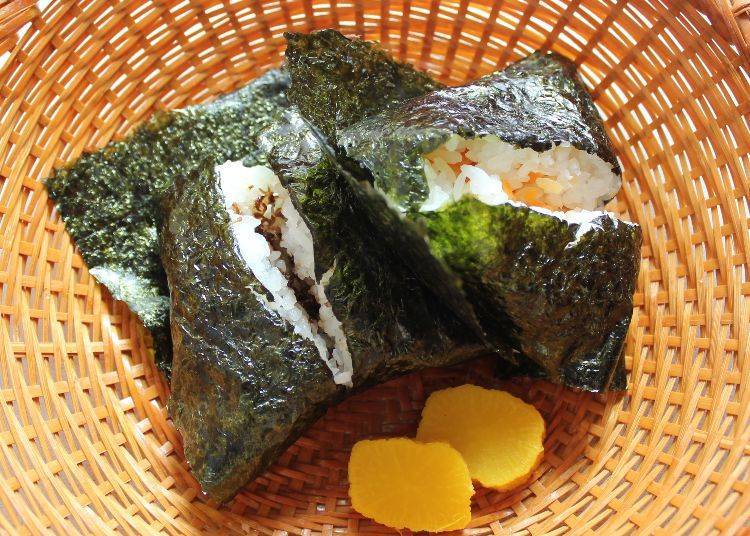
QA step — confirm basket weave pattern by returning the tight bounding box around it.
[1,0,749,533]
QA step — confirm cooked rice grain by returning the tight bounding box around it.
[421,135,620,213]
[218,161,353,386]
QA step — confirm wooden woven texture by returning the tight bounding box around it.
[0,0,749,534]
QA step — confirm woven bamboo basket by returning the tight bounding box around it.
[1,0,749,533]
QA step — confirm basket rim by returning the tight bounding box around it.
[2,0,750,56]
[1,0,749,534]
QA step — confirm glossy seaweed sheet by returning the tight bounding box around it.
[339,52,621,211]
[285,30,489,345]
[161,109,486,502]
[337,53,640,391]
[45,70,290,376]
[284,29,443,142]
[426,201,640,391]
[287,34,640,392]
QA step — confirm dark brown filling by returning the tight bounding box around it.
[248,189,321,320]
[287,273,320,319]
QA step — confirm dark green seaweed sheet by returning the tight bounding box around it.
[425,200,640,391]
[162,110,486,502]
[287,36,639,391]
[340,52,621,211]
[336,53,640,391]
[45,69,290,376]
[284,30,489,346]
[284,29,443,143]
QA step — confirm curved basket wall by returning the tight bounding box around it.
[0,0,749,533]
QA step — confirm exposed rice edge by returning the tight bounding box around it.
[419,135,624,233]
[217,160,353,386]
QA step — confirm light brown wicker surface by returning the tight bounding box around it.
[0,0,749,534]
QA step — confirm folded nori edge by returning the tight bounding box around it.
[45,69,290,376]
[162,109,486,502]
[339,52,622,211]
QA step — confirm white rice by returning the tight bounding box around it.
[217,160,353,387]
[421,134,620,214]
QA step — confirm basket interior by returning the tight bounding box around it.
[0,0,748,533]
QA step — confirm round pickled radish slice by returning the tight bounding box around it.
[348,438,473,532]
[417,384,545,491]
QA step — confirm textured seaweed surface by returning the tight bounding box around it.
[285,29,442,142]
[162,111,486,503]
[284,30,488,344]
[45,70,290,375]
[290,38,639,391]
[340,52,621,211]
[425,200,641,391]
[337,51,640,391]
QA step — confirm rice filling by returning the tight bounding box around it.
[218,161,353,386]
[421,134,620,214]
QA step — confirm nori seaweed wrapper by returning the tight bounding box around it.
[284,33,638,390]
[335,52,640,391]
[284,29,443,142]
[45,69,290,376]
[284,30,489,345]
[161,110,486,503]
[339,52,621,211]
[426,201,640,391]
